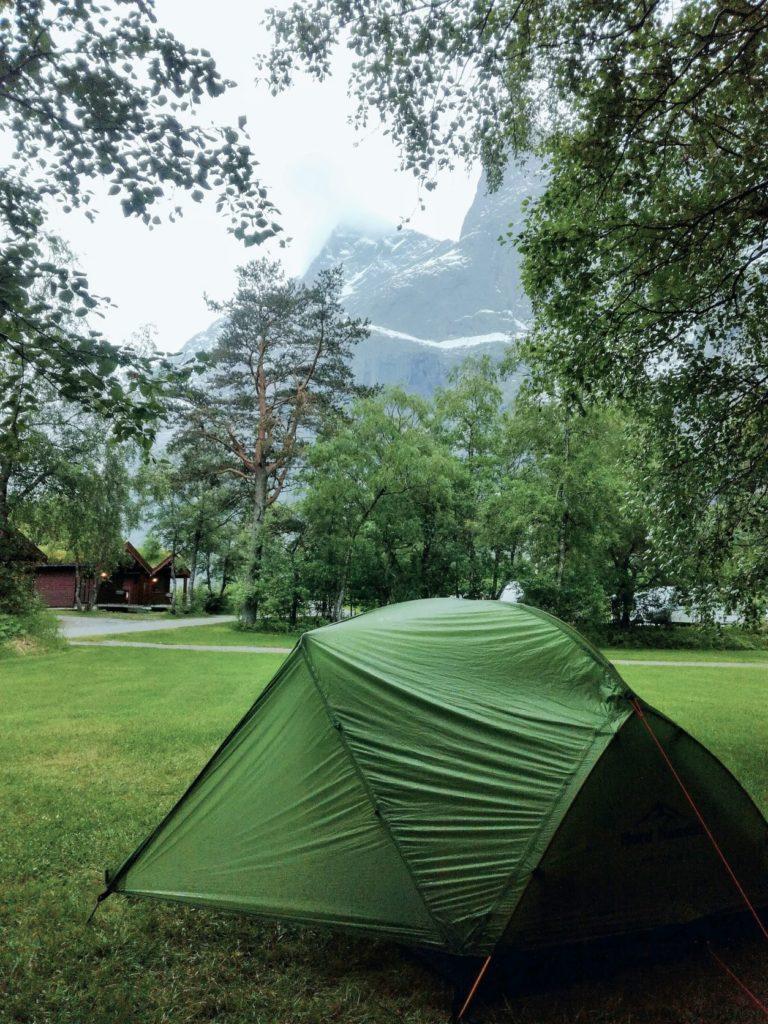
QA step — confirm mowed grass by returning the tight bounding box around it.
[2,645,767,1023]
[619,662,768,815]
[77,622,302,648]
[604,647,768,664]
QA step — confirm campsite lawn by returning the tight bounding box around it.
[619,661,768,815]
[76,622,303,647]
[604,646,768,663]
[2,645,766,1023]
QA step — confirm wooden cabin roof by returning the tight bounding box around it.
[3,529,47,563]
[150,553,191,578]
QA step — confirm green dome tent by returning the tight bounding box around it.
[102,599,768,960]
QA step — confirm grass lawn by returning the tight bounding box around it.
[604,646,768,663]
[620,662,768,814]
[77,622,303,647]
[2,646,767,1023]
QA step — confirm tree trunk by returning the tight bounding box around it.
[241,467,268,626]
[498,540,518,600]
[189,527,201,601]
[555,419,572,590]
[491,548,500,600]
[74,563,84,611]
[619,559,635,628]
[0,465,15,590]
[332,546,353,622]
[419,538,432,595]
[86,569,98,611]
[219,554,230,598]
[0,466,10,533]
[170,539,178,612]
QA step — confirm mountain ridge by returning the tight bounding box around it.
[177,159,542,395]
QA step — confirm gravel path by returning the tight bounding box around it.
[69,639,292,654]
[57,614,236,639]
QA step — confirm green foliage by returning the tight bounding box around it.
[301,388,458,618]
[501,382,655,624]
[141,441,245,612]
[261,0,768,616]
[182,258,368,625]
[221,365,660,628]
[23,431,137,609]
[585,623,768,653]
[137,349,759,632]
[0,614,22,646]
[1,245,141,611]
[0,602,61,656]
[2,1,279,442]
[141,535,167,568]
[0,543,37,616]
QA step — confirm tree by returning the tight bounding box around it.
[25,431,136,609]
[435,356,504,598]
[183,259,368,624]
[262,0,768,611]
[1,0,280,443]
[142,433,248,610]
[498,384,655,624]
[301,390,454,619]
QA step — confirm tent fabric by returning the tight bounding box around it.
[104,598,768,956]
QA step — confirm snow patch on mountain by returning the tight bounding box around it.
[371,325,522,349]
[177,158,543,395]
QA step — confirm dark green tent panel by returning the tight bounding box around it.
[104,599,768,956]
[505,710,768,949]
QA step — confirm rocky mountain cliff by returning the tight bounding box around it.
[177,160,542,394]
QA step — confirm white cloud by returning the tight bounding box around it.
[37,0,479,353]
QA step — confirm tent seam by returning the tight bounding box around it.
[300,641,452,950]
[106,888,446,949]
[508,602,629,693]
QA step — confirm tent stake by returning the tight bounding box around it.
[456,954,492,1021]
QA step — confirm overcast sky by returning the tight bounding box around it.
[42,0,480,354]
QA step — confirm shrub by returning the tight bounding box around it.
[0,604,63,656]
[583,622,768,651]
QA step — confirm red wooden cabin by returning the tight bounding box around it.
[95,542,189,608]
[34,541,189,609]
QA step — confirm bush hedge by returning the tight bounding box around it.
[584,622,768,651]
[0,605,63,656]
